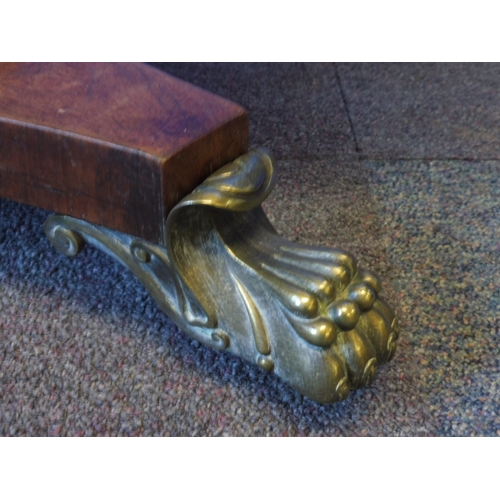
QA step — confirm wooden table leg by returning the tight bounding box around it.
[0,63,399,403]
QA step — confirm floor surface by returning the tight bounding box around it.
[0,63,498,436]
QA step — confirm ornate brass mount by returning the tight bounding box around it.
[44,150,399,403]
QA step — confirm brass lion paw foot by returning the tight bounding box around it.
[45,149,399,403]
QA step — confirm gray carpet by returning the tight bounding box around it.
[0,63,498,436]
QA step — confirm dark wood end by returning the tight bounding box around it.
[0,63,248,245]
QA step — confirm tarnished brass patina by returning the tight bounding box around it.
[45,149,399,403]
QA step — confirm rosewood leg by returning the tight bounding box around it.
[0,63,399,403]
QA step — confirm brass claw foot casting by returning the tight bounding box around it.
[45,149,399,403]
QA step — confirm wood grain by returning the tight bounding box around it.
[0,63,248,245]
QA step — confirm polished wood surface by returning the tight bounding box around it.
[0,63,248,244]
